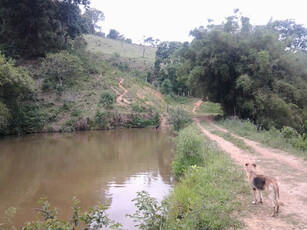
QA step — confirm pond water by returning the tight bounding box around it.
[0,129,174,229]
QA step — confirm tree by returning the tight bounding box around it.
[270,19,307,52]
[161,79,173,95]
[0,52,43,135]
[159,13,307,132]
[107,29,121,40]
[0,0,89,58]
[82,8,105,34]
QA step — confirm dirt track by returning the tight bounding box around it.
[192,100,307,230]
[111,78,130,106]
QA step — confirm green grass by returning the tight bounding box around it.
[210,129,255,153]
[166,125,249,229]
[216,117,307,159]
[84,34,157,63]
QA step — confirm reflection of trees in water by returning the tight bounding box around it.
[0,129,173,227]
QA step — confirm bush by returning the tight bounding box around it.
[167,107,191,131]
[95,110,113,129]
[99,91,116,109]
[128,113,160,128]
[9,103,45,134]
[199,102,223,115]
[161,79,173,95]
[281,126,299,139]
[40,51,84,90]
[172,125,205,179]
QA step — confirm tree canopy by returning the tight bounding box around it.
[0,0,92,58]
[155,13,307,132]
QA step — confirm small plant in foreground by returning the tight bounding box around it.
[1,197,122,230]
[126,191,166,230]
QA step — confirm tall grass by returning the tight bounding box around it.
[216,117,307,159]
[172,125,205,178]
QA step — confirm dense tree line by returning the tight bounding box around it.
[0,0,105,58]
[155,13,307,132]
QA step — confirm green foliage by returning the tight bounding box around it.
[157,12,307,133]
[281,126,299,139]
[217,117,307,158]
[99,91,116,109]
[160,79,173,95]
[0,101,10,133]
[127,191,166,230]
[0,0,89,58]
[0,53,35,99]
[166,164,245,230]
[82,8,105,34]
[128,113,160,128]
[107,29,121,40]
[95,110,113,129]
[167,107,191,131]
[9,103,45,134]
[2,197,122,230]
[198,102,223,115]
[172,125,205,178]
[0,53,44,135]
[40,50,84,90]
[131,102,147,112]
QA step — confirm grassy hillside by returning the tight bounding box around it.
[85,35,157,75]
[31,36,167,132]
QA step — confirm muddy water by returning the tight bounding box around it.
[0,129,174,229]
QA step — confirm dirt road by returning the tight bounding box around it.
[192,101,307,230]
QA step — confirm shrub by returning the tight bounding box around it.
[167,107,191,131]
[161,79,173,95]
[128,113,160,128]
[281,126,299,139]
[9,103,45,134]
[99,91,116,109]
[40,51,84,90]
[95,110,113,129]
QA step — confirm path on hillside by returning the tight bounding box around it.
[111,78,130,106]
[192,99,203,114]
[192,101,307,230]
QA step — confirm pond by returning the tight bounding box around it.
[0,129,174,229]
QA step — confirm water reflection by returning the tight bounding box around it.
[0,129,173,229]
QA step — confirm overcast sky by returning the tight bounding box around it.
[89,0,307,44]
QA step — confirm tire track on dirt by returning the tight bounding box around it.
[192,103,307,230]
